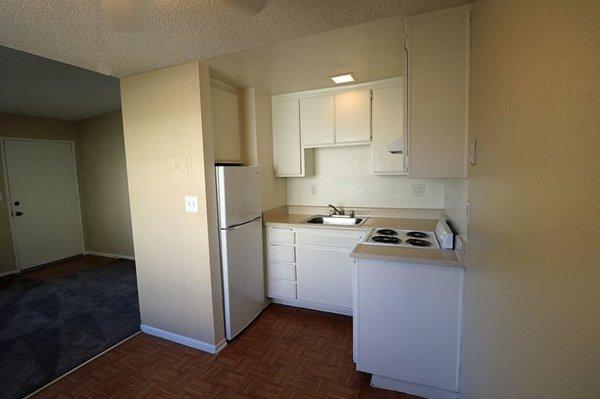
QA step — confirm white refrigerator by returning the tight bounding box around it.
[215,166,265,340]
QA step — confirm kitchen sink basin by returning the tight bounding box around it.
[305,215,366,226]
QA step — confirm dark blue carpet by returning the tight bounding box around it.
[0,259,140,399]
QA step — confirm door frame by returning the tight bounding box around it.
[0,137,85,272]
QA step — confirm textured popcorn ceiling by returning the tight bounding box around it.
[207,13,404,94]
[0,0,469,78]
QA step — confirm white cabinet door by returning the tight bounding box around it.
[371,83,405,174]
[272,98,302,176]
[356,259,464,392]
[300,94,335,147]
[296,246,354,309]
[405,6,469,178]
[334,89,371,144]
[211,84,241,163]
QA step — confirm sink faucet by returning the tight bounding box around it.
[328,204,344,216]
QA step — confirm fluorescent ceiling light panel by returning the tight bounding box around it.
[331,73,356,84]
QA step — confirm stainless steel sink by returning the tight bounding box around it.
[305,215,366,226]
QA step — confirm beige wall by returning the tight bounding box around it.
[0,113,78,273]
[76,111,134,257]
[444,178,468,239]
[240,88,287,211]
[462,1,600,398]
[287,145,445,209]
[120,62,225,345]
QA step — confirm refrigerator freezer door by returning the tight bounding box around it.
[220,218,265,340]
[216,166,261,229]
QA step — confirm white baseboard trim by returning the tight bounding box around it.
[215,338,227,353]
[0,270,18,278]
[271,298,352,316]
[370,375,460,399]
[140,324,227,354]
[84,250,135,261]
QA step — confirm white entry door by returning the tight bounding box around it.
[3,139,84,270]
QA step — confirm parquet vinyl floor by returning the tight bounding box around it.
[34,304,421,399]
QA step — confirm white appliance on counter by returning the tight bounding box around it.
[216,166,265,340]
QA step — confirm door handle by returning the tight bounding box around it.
[15,211,23,216]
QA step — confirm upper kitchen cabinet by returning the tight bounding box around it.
[272,79,404,177]
[272,97,312,177]
[405,5,470,178]
[334,89,371,145]
[371,80,405,175]
[211,80,242,164]
[295,88,372,148]
[300,94,335,146]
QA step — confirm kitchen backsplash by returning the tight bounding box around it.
[286,145,445,208]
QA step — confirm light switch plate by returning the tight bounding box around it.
[172,156,190,177]
[411,183,426,197]
[185,196,199,213]
[469,138,477,166]
[466,200,471,224]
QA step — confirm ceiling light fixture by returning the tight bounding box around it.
[330,73,356,84]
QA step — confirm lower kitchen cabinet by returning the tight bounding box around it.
[268,262,296,281]
[354,258,464,399]
[296,246,353,309]
[266,225,365,315]
[268,279,296,299]
[266,226,297,300]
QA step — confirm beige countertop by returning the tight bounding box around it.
[263,212,464,268]
[350,243,463,268]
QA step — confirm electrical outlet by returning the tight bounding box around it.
[310,185,317,196]
[411,183,426,197]
[185,196,199,213]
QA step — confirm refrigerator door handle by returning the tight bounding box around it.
[224,215,262,231]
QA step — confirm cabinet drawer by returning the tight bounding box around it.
[268,280,297,299]
[296,229,364,249]
[268,227,295,245]
[268,262,296,281]
[268,244,295,263]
